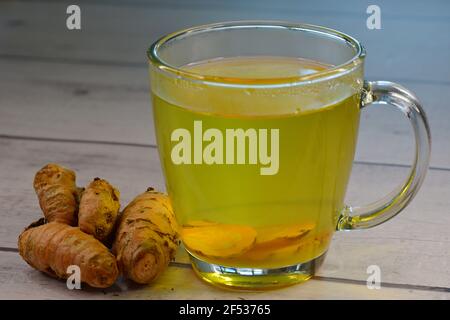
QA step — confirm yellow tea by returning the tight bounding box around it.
[152,57,360,270]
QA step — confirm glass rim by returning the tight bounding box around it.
[147,20,365,87]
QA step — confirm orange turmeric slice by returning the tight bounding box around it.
[183,220,219,228]
[244,223,316,261]
[182,223,257,258]
[255,223,315,246]
[246,239,313,262]
[247,230,331,262]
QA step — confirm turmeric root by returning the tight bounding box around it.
[33,163,79,225]
[18,221,119,288]
[78,178,120,243]
[113,188,179,284]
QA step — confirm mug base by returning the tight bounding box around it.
[189,251,327,291]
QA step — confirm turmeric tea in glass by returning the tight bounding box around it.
[148,21,431,290]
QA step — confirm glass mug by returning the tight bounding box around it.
[148,21,431,290]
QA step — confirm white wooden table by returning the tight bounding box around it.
[0,0,449,299]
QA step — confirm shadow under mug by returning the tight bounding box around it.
[148,21,431,290]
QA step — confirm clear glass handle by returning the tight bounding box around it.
[337,81,431,230]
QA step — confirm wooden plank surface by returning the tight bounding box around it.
[1,252,448,300]
[1,137,449,289]
[0,1,449,83]
[1,59,449,168]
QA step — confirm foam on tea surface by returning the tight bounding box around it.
[152,56,362,116]
[183,56,330,80]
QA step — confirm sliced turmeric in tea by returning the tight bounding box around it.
[244,223,316,261]
[182,223,257,258]
[246,230,332,262]
[255,223,315,246]
[183,220,219,228]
